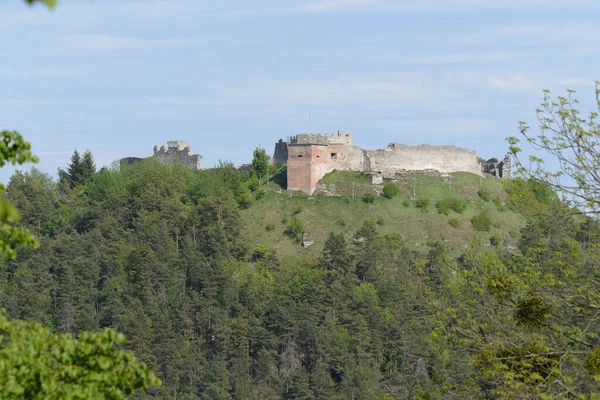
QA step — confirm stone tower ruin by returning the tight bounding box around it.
[153,141,202,170]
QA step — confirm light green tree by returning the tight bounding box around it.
[251,147,269,183]
[508,81,600,213]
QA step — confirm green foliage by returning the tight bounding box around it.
[254,188,266,201]
[514,293,549,328]
[492,196,505,211]
[471,211,492,231]
[435,197,467,215]
[362,192,375,203]
[0,131,40,259]
[24,0,57,7]
[251,147,269,181]
[508,82,600,212]
[59,150,97,188]
[382,182,398,199]
[448,217,460,228]
[286,215,305,243]
[265,221,275,231]
[376,217,385,226]
[489,233,502,246]
[478,187,491,202]
[415,197,430,213]
[0,310,160,398]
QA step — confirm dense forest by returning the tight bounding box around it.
[2,147,600,399]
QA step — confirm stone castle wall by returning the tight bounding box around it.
[272,139,288,165]
[366,144,481,177]
[277,132,510,194]
[153,141,202,170]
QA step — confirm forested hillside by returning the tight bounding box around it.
[2,152,600,399]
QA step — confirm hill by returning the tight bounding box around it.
[241,170,525,260]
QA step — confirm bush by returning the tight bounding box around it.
[265,222,275,231]
[492,196,505,211]
[294,204,304,214]
[478,188,491,202]
[403,199,410,208]
[471,211,492,232]
[247,176,260,192]
[252,244,270,260]
[382,183,398,199]
[415,198,430,213]
[254,189,265,201]
[448,218,461,228]
[492,222,501,229]
[286,216,305,243]
[490,233,502,246]
[376,217,385,226]
[436,197,467,215]
[509,230,519,239]
[363,192,376,204]
[337,219,347,227]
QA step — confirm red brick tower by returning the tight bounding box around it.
[287,134,329,194]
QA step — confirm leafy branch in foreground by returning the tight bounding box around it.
[507,81,600,213]
[0,131,40,258]
[0,310,161,399]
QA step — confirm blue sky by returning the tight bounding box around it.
[1,0,599,182]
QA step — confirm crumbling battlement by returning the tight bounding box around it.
[482,154,511,178]
[289,131,353,146]
[276,131,511,194]
[153,140,202,170]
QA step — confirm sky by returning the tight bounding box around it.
[1,0,599,182]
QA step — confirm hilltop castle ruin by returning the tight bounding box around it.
[121,134,510,194]
[153,141,202,169]
[273,131,511,194]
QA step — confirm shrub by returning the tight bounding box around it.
[478,188,491,202]
[363,192,376,204]
[294,204,304,214]
[490,233,502,246]
[415,198,430,213]
[403,199,410,208]
[492,196,505,211]
[247,176,260,192]
[337,219,347,227]
[286,216,305,243]
[471,211,492,232]
[450,198,467,213]
[376,217,385,226]
[448,218,461,228]
[382,183,398,199]
[265,222,275,231]
[252,244,270,260]
[492,222,501,229]
[254,189,265,201]
[436,197,467,215]
[509,230,519,239]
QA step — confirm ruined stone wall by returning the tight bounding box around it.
[279,131,510,194]
[272,139,288,165]
[365,144,481,176]
[153,141,202,170]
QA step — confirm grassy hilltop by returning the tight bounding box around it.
[241,170,526,260]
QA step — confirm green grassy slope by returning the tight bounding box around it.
[239,170,527,261]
